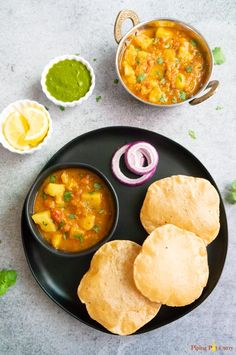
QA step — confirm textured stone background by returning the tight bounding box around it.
[0,0,235,354]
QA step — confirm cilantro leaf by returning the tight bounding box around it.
[68,214,76,219]
[0,270,17,297]
[92,225,100,233]
[216,105,223,110]
[157,57,163,64]
[59,106,65,111]
[188,129,197,139]
[49,175,56,183]
[185,66,193,73]
[179,91,186,101]
[159,94,167,103]
[42,192,47,200]
[58,220,65,230]
[96,96,102,102]
[94,182,102,190]
[64,191,73,202]
[190,39,197,47]
[74,234,84,242]
[114,79,119,84]
[212,47,225,65]
[232,180,236,190]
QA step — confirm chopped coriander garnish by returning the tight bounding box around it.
[42,192,47,200]
[44,106,49,111]
[212,47,225,65]
[96,96,102,102]
[93,58,97,61]
[190,39,197,47]
[136,58,140,65]
[64,191,72,202]
[172,97,177,104]
[0,270,17,297]
[157,57,163,64]
[216,105,223,110]
[75,53,80,56]
[159,94,167,103]
[178,75,183,82]
[68,214,76,219]
[59,106,65,111]
[94,182,102,190]
[226,180,236,204]
[114,79,119,84]
[58,220,65,230]
[137,73,146,82]
[74,234,84,242]
[99,209,105,214]
[186,66,193,73]
[188,129,197,139]
[92,224,100,233]
[164,43,171,48]
[179,91,186,101]
[49,175,56,183]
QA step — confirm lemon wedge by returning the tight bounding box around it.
[3,112,30,151]
[2,106,49,151]
[23,108,49,146]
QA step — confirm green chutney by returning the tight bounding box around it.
[46,59,91,102]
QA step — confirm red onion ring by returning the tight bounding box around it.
[125,141,159,175]
[111,143,157,186]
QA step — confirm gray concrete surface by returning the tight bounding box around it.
[0,0,235,354]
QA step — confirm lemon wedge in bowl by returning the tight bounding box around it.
[0,100,52,154]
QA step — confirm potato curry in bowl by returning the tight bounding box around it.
[26,164,119,256]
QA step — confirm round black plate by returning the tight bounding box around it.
[21,126,228,335]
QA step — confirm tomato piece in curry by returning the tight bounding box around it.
[32,168,115,252]
[120,25,208,104]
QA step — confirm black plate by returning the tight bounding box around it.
[21,126,228,335]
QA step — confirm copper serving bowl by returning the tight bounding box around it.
[114,9,219,107]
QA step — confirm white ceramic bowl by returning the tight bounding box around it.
[41,55,95,107]
[0,99,53,155]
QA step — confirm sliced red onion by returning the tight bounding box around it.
[125,141,159,175]
[111,144,156,186]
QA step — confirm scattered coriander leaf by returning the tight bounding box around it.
[94,182,102,190]
[179,91,186,101]
[74,234,84,242]
[114,79,119,84]
[212,47,225,65]
[59,106,65,111]
[68,214,76,219]
[231,180,236,190]
[42,192,47,200]
[136,58,140,65]
[172,97,177,104]
[92,224,100,233]
[96,96,102,102]
[44,106,49,111]
[93,58,97,61]
[216,105,223,110]
[178,75,183,82]
[188,129,197,139]
[190,39,197,47]
[159,94,167,103]
[75,53,80,56]
[49,175,56,183]
[186,66,193,73]
[99,209,105,214]
[137,73,146,82]
[58,220,65,230]
[0,270,17,297]
[64,191,73,202]
[157,57,163,64]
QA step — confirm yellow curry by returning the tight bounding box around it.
[32,168,115,252]
[120,25,208,104]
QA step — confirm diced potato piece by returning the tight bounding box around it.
[51,233,63,249]
[44,183,65,204]
[32,210,57,232]
[137,50,148,61]
[133,34,153,50]
[149,86,163,103]
[175,73,186,89]
[163,49,176,63]
[70,226,85,239]
[178,46,193,61]
[124,45,137,66]
[123,61,135,77]
[150,64,165,80]
[78,214,95,231]
[155,27,173,40]
[81,192,102,209]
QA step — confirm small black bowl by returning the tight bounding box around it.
[25,162,119,257]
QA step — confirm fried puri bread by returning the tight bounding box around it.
[133,224,209,306]
[140,175,220,245]
[77,240,161,335]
